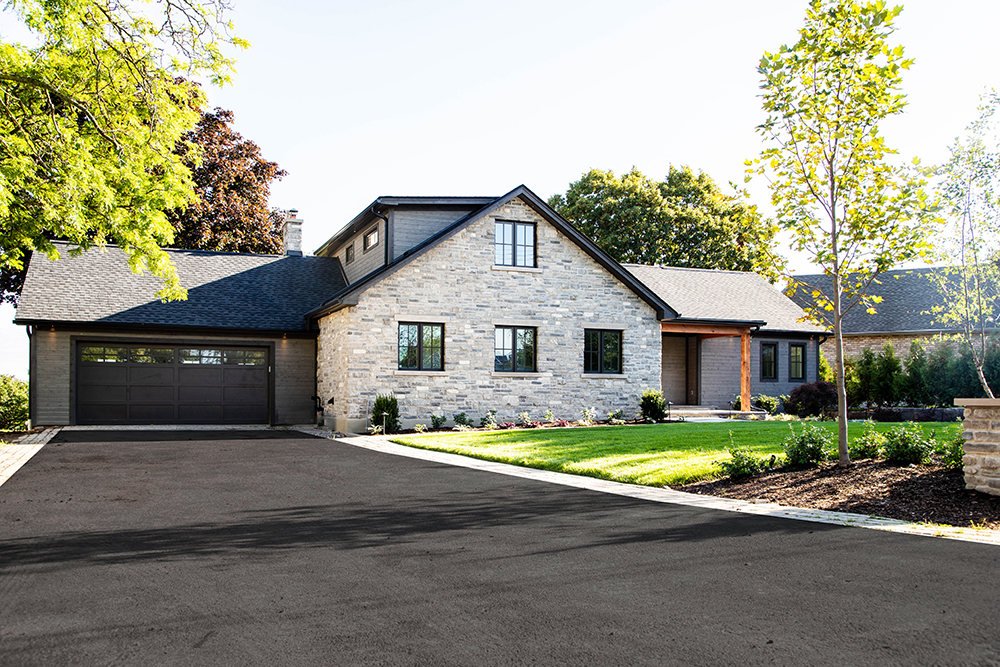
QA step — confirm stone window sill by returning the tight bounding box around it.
[394,370,448,377]
[580,373,628,379]
[492,265,543,274]
[491,371,543,378]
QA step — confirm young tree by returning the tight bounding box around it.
[548,166,781,281]
[0,0,246,302]
[749,0,937,466]
[930,91,1000,398]
[167,108,287,254]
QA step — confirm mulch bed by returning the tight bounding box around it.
[675,459,1000,530]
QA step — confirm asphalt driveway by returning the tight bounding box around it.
[1,430,999,666]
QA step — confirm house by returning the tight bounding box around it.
[790,268,963,360]
[14,185,825,430]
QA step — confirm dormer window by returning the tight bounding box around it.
[495,220,535,267]
[363,226,379,252]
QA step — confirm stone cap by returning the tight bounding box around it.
[954,398,1000,407]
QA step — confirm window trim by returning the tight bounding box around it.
[397,322,444,372]
[345,243,355,264]
[363,225,379,253]
[494,325,537,373]
[583,329,623,375]
[494,219,537,268]
[760,342,778,382]
[789,343,806,382]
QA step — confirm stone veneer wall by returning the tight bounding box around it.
[820,333,949,363]
[955,398,1000,496]
[316,197,662,434]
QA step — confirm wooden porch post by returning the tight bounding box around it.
[740,333,751,412]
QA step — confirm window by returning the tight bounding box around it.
[363,226,379,252]
[180,348,223,365]
[494,220,535,267]
[494,326,536,372]
[345,244,355,264]
[760,343,778,381]
[584,329,622,374]
[80,346,128,363]
[129,348,174,364]
[398,323,444,371]
[789,343,806,381]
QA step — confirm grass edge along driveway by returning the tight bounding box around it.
[390,421,958,487]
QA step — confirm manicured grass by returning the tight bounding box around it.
[390,420,960,487]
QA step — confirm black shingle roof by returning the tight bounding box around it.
[790,268,950,334]
[15,242,347,332]
[626,264,825,333]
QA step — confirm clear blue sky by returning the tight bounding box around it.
[2,0,998,380]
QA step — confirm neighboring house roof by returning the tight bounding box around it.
[625,264,826,334]
[790,268,952,335]
[15,242,347,332]
[306,185,678,321]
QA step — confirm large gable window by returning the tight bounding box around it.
[584,330,622,374]
[398,323,444,371]
[495,326,536,373]
[760,342,778,381]
[495,220,535,267]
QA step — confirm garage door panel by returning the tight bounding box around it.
[77,343,270,425]
[129,405,176,421]
[179,366,223,385]
[129,385,174,403]
[129,366,175,384]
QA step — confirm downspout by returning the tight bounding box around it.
[370,202,389,268]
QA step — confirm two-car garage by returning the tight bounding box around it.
[75,342,271,425]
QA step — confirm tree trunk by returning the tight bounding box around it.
[832,272,851,467]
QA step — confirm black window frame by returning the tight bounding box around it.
[583,329,623,374]
[494,220,536,268]
[789,343,806,382]
[760,342,778,381]
[345,244,355,264]
[494,326,537,373]
[398,323,445,372]
[363,225,379,253]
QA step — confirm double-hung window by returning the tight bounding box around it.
[398,323,444,371]
[789,343,806,381]
[363,226,379,252]
[494,326,536,372]
[495,220,535,267]
[584,329,622,374]
[760,342,778,381]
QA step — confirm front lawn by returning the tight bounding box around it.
[390,421,958,487]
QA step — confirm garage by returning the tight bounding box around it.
[75,343,270,425]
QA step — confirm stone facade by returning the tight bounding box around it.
[316,197,662,433]
[955,399,1000,496]
[822,332,948,362]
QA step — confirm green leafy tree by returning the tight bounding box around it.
[0,0,246,303]
[748,0,938,465]
[0,374,29,431]
[930,91,1000,398]
[548,166,781,281]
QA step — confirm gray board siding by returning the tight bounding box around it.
[334,219,386,285]
[391,206,480,260]
[29,329,316,426]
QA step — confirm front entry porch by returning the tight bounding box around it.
[660,321,755,412]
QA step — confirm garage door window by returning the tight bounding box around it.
[224,349,266,366]
[180,348,223,365]
[130,348,174,363]
[80,346,128,362]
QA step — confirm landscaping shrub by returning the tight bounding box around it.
[0,375,29,431]
[716,434,771,479]
[372,393,400,433]
[782,424,831,468]
[579,407,598,425]
[753,394,780,415]
[453,412,472,427]
[481,409,498,430]
[639,388,666,421]
[881,422,932,465]
[430,414,446,429]
[785,381,837,418]
[608,409,625,425]
[936,430,966,470]
[848,420,885,460]
[517,411,532,426]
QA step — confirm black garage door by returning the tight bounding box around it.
[76,344,270,425]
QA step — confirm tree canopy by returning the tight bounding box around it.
[0,0,246,302]
[749,0,938,465]
[548,166,780,281]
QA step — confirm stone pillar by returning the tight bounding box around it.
[954,398,1000,496]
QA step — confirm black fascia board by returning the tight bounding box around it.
[306,184,677,322]
[13,319,319,338]
[670,317,768,327]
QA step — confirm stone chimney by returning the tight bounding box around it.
[283,209,303,257]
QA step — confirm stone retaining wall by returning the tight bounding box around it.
[955,398,1000,496]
